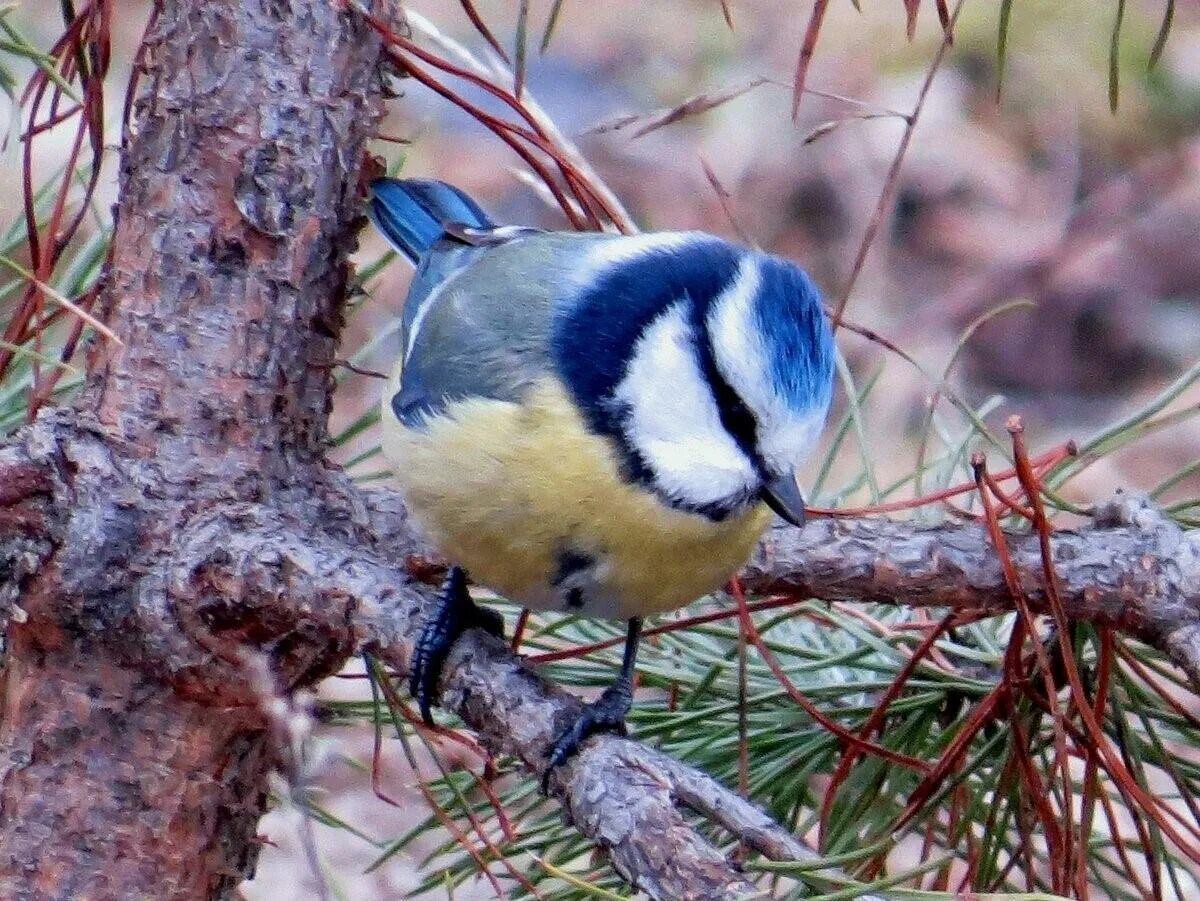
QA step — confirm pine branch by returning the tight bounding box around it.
[356,482,1200,690]
[742,496,1200,686]
[167,497,848,899]
[166,478,1200,895]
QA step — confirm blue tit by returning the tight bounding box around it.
[369,177,835,778]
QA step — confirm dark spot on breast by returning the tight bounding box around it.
[553,548,595,610]
[553,548,595,586]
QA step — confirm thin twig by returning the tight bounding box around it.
[830,0,965,332]
[791,0,830,120]
[700,156,753,246]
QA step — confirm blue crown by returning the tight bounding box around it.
[750,253,835,415]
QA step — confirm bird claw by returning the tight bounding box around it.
[541,682,632,792]
[409,566,503,725]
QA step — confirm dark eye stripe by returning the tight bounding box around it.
[691,317,769,481]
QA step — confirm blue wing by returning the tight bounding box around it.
[389,232,595,428]
[368,178,495,264]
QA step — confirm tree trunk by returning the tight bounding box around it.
[0,1,390,894]
[0,627,270,897]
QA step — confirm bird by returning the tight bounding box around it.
[368,176,836,784]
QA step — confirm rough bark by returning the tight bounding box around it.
[742,493,1200,684]
[2,0,1200,897]
[0,620,270,898]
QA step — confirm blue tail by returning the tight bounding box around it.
[368,177,495,265]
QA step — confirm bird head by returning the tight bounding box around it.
[555,235,835,525]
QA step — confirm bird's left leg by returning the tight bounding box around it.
[543,616,642,790]
[410,565,504,725]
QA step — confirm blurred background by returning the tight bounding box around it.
[3,1,1199,896]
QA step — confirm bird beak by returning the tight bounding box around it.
[761,473,807,528]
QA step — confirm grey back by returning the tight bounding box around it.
[392,231,612,426]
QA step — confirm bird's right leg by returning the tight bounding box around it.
[409,565,504,725]
[542,616,643,790]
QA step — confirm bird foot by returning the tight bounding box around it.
[542,681,632,792]
[409,566,503,725]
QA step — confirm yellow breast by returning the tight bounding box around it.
[380,379,770,619]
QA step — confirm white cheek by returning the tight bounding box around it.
[758,407,828,474]
[614,304,758,508]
